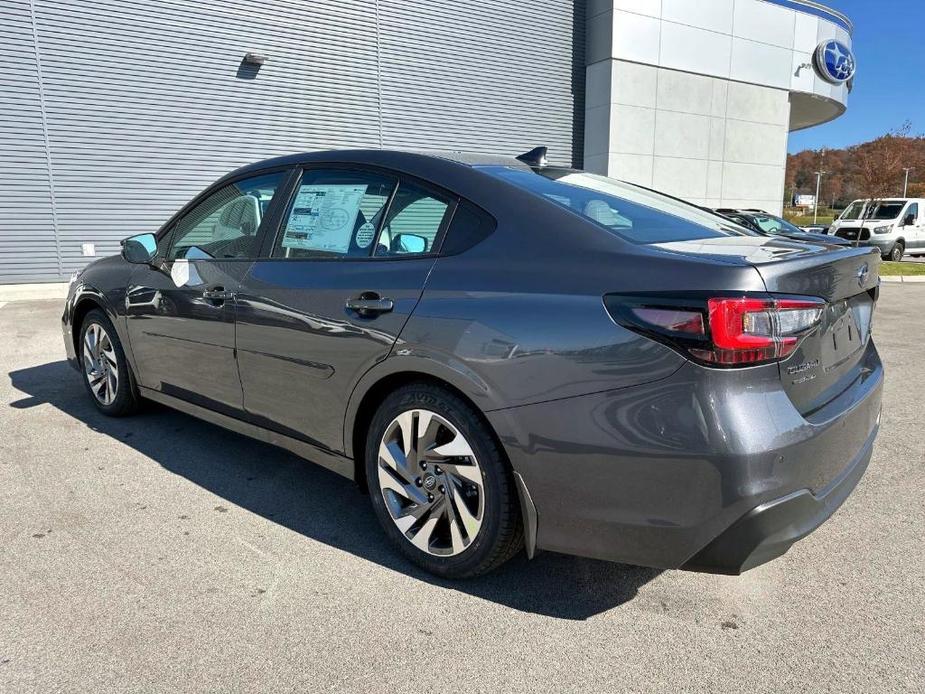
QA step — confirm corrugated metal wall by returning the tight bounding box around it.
[0,0,585,283]
[1,0,61,282]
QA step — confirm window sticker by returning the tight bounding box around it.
[355,222,376,248]
[281,184,368,253]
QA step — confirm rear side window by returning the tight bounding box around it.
[373,182,450,257]
[441,200,496,255]
[478,166,744,244]
[273,170,397,259]
[272,170,452,259]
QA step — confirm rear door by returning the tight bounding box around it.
[235,166,455,452]
[125,170,289,413]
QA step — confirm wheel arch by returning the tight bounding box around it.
[344,357,503,488]
[70,289,116,356]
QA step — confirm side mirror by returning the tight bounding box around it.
[121,233,157,264]
[903,214,915,227]
[391,233,427,254]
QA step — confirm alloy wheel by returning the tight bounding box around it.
[82,322,119,406]
[376,409,485,556]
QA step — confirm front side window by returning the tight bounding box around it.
[904,203,918,222]
[478,166,745,244]
[168,171,285,260]
[840,201,865,220]
[273,170,396,259]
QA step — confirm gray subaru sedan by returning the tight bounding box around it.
[62,149,882,578]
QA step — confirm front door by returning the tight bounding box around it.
[235,167,454,452]
[125,170,288,413]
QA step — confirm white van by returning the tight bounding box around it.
[829,198,925,261]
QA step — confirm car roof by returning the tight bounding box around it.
[849,198,924,204]
[224,148,532,181]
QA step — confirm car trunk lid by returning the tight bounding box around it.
[653,237,880,414]
[755,244,879,414]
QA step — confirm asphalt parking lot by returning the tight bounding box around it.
[1,288,923,693]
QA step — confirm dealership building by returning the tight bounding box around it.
[2,0,854,283]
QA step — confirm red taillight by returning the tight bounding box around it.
[630,307,705,335]
[694,297,824,365]
[606,294,825,368]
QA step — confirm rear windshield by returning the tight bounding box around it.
[478,166,748,244]
[750,213,803,235]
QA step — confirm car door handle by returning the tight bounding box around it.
[203,287,234,302]
[346,294,394,316]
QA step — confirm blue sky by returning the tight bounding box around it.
[788,0,920,153]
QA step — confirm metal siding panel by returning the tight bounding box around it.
[378,0,584,166]
[0,0,60,283]
[22,0,382,281]
[0,0,584,282]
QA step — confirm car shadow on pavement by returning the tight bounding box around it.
[9,360,662,620]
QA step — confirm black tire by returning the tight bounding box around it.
[365,383,523,578]
[78,309,140,417]
[889,242,905,262]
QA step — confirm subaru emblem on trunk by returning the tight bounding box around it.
[857,263,869,287]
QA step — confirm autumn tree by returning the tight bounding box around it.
[787,123,925,210]
[849,122,920,200]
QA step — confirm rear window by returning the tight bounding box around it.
[751,214,802,235]
[478,166,747,244]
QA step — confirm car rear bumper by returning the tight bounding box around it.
[487,339,883,573]
[682,421,876,574]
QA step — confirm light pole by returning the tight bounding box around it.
[814,170,827,225]
[903,167,913,197]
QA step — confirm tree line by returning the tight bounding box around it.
[786,122,925,208]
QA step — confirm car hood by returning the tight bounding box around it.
[832,220,897,230]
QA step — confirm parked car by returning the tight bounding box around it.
[714,208,849,245]
[799,224,830,235]
[829,198,925,261]
[63,148,883,578]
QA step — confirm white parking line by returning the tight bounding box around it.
[0,302,6,309]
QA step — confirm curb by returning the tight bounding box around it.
[881,276,925,284]
[0,282,69,302]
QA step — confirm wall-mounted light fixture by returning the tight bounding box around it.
[243,52,267,66]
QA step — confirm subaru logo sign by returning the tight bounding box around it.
[814,40,856,85]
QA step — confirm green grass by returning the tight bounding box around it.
[880,262,925,276]
[785,214,835,226]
